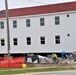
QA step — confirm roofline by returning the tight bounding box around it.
[0,1,76,18]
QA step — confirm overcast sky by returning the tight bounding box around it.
[0,0,75,10]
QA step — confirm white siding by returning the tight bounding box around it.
[0,20,8,53]
[0,11,76,54]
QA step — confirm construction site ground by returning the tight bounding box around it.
[26,58,76,68]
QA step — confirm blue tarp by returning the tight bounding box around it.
[61,51,67,56]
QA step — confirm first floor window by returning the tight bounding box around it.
[26,37,31,45]
[13,38,18,45]
[1,38,5,46]
[40,36,45,44]
[55,35,60,44]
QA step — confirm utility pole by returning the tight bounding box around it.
[5,0,10,58]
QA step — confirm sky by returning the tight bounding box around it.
[0,0,76,10]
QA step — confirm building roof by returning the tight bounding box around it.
[0,1,76,18]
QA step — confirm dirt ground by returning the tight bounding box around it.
[26,58,76,68]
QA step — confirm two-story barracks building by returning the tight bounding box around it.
[0,1,76,56]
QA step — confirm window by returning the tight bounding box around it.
[1,38,5,46]
[13,38,18,45]
[26,37,31,45]
[40,36,45,44]
[40,18,45,26]
[26,19,30,27]
[55,16,60,25]
[13,20,17,28]
[0,22,4,29]
[55,35,60,44]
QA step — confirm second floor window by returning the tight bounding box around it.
[1,38,5,46]
[26,19,30,27]
[40,18,45,26]
[0,22,4,29]
[55,16,60,25]
[13,20,17,28]
[13,38,18,45]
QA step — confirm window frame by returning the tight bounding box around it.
[13,20,17,28]
[0,21,4,29]
[55,35,60,44]
[26,19,30,27]
[40,36,45,44]
[26,37,31,45]
[13,38,18,45]
[1,38,5,46]
[55,16,60,25]
[40,18,45,26]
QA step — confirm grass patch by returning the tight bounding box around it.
[0,66,76,75]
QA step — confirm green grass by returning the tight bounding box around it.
[0,66,76,75]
